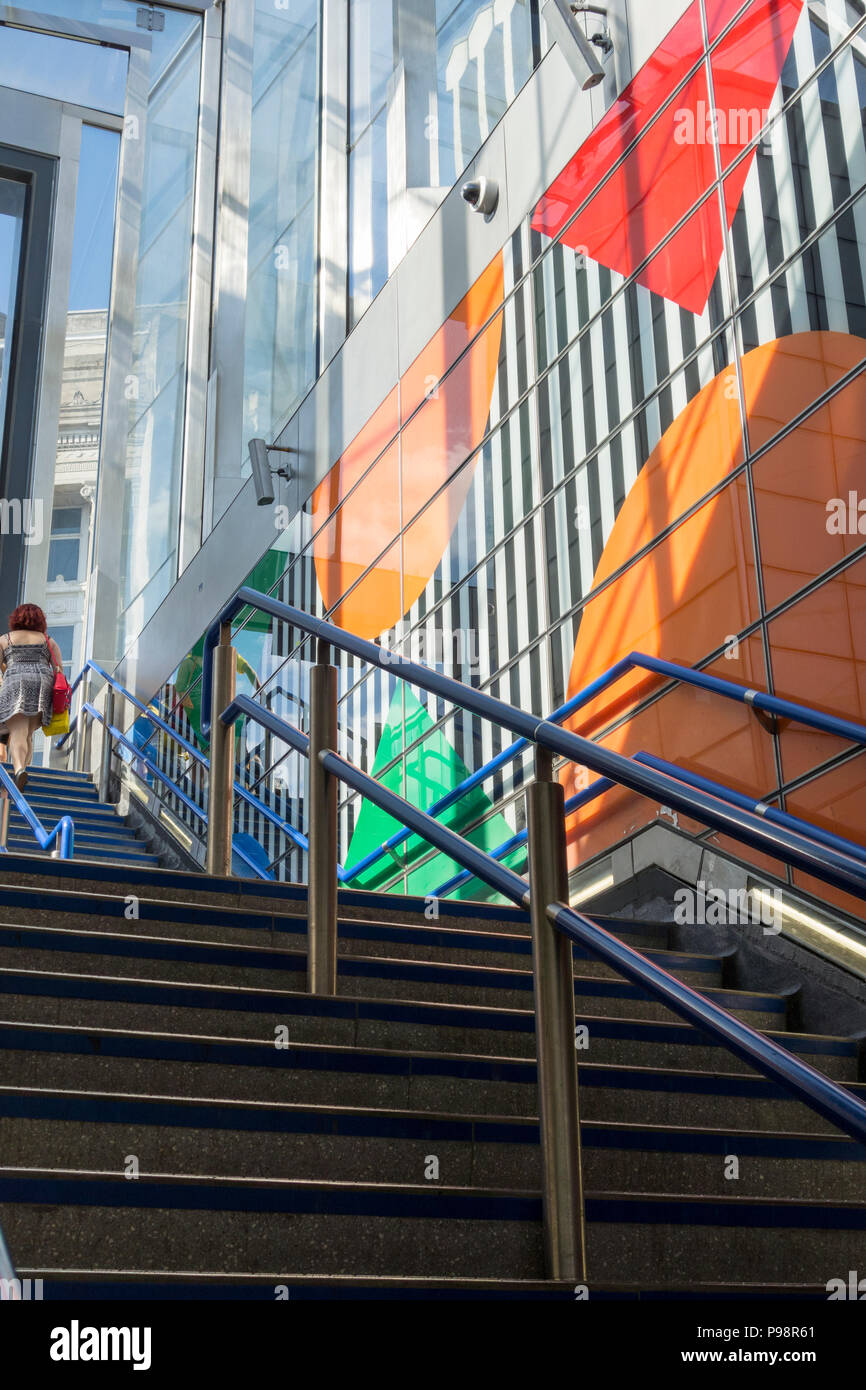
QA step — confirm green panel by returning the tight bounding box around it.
[345,685,517,900]
[172,543,283,750]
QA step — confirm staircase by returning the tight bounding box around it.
[0,854,863,1298]
[2,766,159,867]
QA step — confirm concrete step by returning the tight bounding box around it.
[1,1086,863,1198]
[0,956,792,1030]
[5,834,153,856]
[9,803,128,827]
[1,1167,864,1281]
[10,1270,832,1300]
[0,920,727,993]
[0,1019,860,1133]
[0,968,853,1078]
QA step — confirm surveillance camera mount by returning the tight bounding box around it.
[263,443,295,482]
[570,3,613,53]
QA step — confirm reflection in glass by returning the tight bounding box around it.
[349,0,534,325]
[33,124,120,714]
[118,12,202,650]
[219,0,321,527]
[0,25,128,114]
[0,175,25,465]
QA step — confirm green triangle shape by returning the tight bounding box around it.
[345,685,522,901]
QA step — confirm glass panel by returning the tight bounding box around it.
[349,0,535,322]
[117,16,202,650]
[209,0,321,523]
[0,175,25,464]
[753,360,866,612]
[349,111,388,327]
[349,0,394,144]
[771,554,866,784]
[726,37,866,336]
[0,25,128,114]
[27,125,120,678]
[435,0,533,186]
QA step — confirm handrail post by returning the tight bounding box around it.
[75,672,91,773]
[525,746,587,1283]
[307,637,338,994]
[0,791,8,852]
[98,688,115,804]
[206,622,237,876]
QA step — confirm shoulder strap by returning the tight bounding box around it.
[44,636,60,675]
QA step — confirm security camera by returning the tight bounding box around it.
[249,438,275,506]
[461,177,499,218]
[542,0,607,91]
[249,437,294,507]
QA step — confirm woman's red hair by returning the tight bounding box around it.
[9,604,47,632]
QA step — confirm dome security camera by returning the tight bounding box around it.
[461,177,499,219]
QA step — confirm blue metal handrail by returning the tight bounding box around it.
[343,649,866,884]
[66,661,312,879]
[431,747,866,898]
[203,590,866,904]
[200,598,866,887]
[0,764,74,859]
[216,691,866,1147]
[80,701,275,883]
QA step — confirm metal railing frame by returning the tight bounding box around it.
[0,764,74,859]
[199,588,866,1282]
[64,661,312,880]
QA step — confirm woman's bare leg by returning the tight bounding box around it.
[25,715,39,768]
[6,715,30,776]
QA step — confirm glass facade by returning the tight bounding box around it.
[117,8,203,648]
[349,0,537,324]
[145,0,866,923]
[240,0,320,474]
[4,0,864,925]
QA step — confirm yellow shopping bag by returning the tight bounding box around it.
[43,709,70,738]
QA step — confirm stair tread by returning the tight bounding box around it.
[2,1080,863,1148]
[2,1166,865,1215]
[0,1012,859,1079]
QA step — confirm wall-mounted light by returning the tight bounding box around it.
[542,0,613,91]
[249,437,295,507]
[461,176,499,219]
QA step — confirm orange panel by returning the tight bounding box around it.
[771,555,866,784]
[312,442,401,638]
[561,331,866,872]
[789,755,866,924]
[401,253,505,422]
[741,330,866,452]
[753,364,866,610]
[564,477,760,866]
[312,255,505,640]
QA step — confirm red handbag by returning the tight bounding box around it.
[46,638,72,714]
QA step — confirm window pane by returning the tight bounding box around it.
[51,507,82,535]
[0,26,128,114]
[47,538,80,583]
